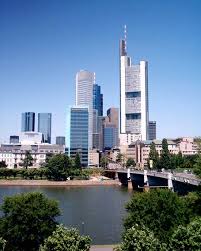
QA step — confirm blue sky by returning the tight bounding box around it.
[0,0,201,143]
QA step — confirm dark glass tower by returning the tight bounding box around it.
[21,112,35,132]
[93,84,103,116]
[38,113,52,143]
[70,107,89,166]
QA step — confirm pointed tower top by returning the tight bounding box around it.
[124,25,127,51]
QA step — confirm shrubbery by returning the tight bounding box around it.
[0,192,90,251]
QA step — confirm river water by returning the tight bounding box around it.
[0,186,132,244]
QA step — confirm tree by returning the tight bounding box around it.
[0,192,60,251]
[159,138,171,169]
[0,237,6,251]
[46,154,71,181]
[176,151,184,167]
[148,142,159,169]
[45,153,54,164]
[194,155,201,178]
[126,158,135,168]
[0,161,7,168]
[115,225,167,251]
[170,217,201,251]
[74,153,82,169]
[40,225,91,251]
[100,156,108,169]
[124,189,191,242]
[20,151,34,169]
[116,153,126,167]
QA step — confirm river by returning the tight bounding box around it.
[0,185,132,244]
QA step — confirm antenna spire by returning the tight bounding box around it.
[124,24,127,51]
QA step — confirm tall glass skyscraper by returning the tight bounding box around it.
[93,84,103,116]
[148,121,156,140]
[119,26,149,141]
[70,106,89,166]
[21,112,35,132]
[76,70,95,149]
[38,113,52,143]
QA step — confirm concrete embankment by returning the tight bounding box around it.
[0,179,120,187]
[90,245,116,251]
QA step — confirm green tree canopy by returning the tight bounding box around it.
[40,225,91,251]
[0,237,6,251]
[74,153,82,169]
[115,225,167,251]
[159,138,171,169]
[148,142,159,169]
[0,192,60,251]
[46,154,71,181]
[126,158,135,168]
[170,217,201,251]
[194,155,201,178]
[124,189,191,242]
[0,161,7,168]
[20,151,34,169]
[100,156,108,168]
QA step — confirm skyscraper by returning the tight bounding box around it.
[103,108,119,149]
[107,108,119,130]
[10,135,19,144]
[70,106,89,166]
[21,112,35,132]
[119,26,149,141]
[76,70,95,149]
[38,113,52,143]
[93,84,103,116]
[56,136,66,146]
[148,121,156,140]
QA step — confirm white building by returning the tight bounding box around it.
[0,143,65,169]
[19,131,43,144]
[119,26,149,143]
[76,70,95,149]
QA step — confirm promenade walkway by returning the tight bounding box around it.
[90,245,115,251]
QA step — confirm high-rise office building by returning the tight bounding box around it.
[103,108,119,149]
[148,121,156,140]
[21,112,35,132]
[107,108,119,130]
[76,70,95,149]
[93,84,103,116]
[56,136,66,146]
[10,135,19,144]
[38,113,52,143]
[103,125,118,149]
[70,106,89,166]
[119,26,149,141]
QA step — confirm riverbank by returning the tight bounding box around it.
[0,178,120,187]
[90,245,116,251]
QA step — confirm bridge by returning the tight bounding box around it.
[105,169,201,194]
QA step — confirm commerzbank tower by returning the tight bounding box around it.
[119,26,149,144]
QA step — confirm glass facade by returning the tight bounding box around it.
[93,84,103,116]
[70,107,89,166]
[148,121,156,140]
[104,126,118,149]
[38,113,52,143]
[10,135,19,144]
[21,112,35,132]
[56,136,65,146]
[76,70,94,149]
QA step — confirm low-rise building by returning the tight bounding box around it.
[88,149,100,167]
[123,137,199,169]
[0,143,65,169]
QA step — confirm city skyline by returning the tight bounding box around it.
[1,0,201,143]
